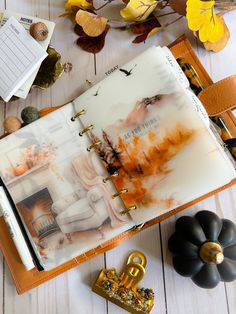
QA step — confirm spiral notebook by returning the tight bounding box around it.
[0,44,235,271]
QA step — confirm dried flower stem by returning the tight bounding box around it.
[95,0,114,11]
[163,15,183,28]
[154,11,177,18]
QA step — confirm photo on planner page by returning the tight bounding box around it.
[0,103,133,270]
[73,45,236,225]
[0,16,47,102]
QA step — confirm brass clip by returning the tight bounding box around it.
[92,251,154,314]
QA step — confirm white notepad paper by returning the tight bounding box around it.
[0,16,47,102]
[0,11,55,99]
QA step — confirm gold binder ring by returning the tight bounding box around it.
[103,172,119,183]
[87,140,102,152]
[120,205,137,215]
[71,109,85,121]
[79,124,94,136]
[112,188,128,199]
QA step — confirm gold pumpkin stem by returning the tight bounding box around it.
[199,242,224,265]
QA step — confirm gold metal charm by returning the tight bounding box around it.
[92,251,154,314]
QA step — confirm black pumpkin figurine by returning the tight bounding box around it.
[168,210,236,288]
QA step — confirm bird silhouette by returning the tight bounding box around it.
[119,64,137,76]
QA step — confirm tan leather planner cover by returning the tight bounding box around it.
[1,35,236,294]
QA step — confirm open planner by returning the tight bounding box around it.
[0,38,236,286]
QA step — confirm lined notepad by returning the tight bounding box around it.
[0,16,47,102]
[0,11,55,99]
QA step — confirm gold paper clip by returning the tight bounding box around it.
[71,109,86,121]
[92,251,154,314]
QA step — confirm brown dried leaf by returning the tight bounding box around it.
[169,0,187,16]
[75,10,108,37]
[131,17,161,43]
[77,25,110,53]
[74,23,86,36]
[203,17,230,52]
[130,17,161,34]
[132,33,148,43]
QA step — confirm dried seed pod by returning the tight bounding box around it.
[30,22,48,41]
[4,116,22,134]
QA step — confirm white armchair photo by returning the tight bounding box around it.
[52,186,109,234]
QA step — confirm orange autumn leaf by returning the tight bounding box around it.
[75,10,108,37]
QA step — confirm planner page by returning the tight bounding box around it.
[0,103,133,270]
[0,16,47,101]
[0,11,55,99]
[73,46,236,225]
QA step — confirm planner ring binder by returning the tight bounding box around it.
[79,124,94,136]
[112,188,128,199]
[120,205,137,215]
[87,140,102,152]
[71,109,86,121]
[103,172,119,183]
[74,113,138,216]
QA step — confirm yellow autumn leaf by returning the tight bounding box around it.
[65,0,92,10]
[186,0,224,43]
[120,0,158,22]
[75,10,108,37]
[203,16,230,52]
[147,26,162,38]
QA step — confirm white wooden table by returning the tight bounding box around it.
[1,1,236,314]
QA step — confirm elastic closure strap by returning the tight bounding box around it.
[198,75,236,116]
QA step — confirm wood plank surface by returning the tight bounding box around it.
[0,1,236,314]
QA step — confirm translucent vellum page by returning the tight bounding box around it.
[0,103,133,270]
[73,46,236,225]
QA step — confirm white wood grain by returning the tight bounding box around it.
[3,255,106,314]
[215,187,236,314]
[49,0,97,105]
